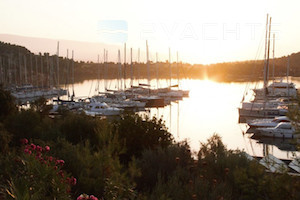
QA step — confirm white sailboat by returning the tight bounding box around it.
[239,15,292,119]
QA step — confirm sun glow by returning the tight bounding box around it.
[1,0,300,64]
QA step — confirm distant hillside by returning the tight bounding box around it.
[187,52,300,82]
[0,40,300,86]
[0,34,120,62]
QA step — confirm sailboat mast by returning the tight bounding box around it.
[265,17,272,91]
[97,54,100,93]
[138,48,140,84]
[67,49,69,87]
[169,48,171,87]
[156,52,158,89]
[24,55,27,84]
[146,40,150,86]
[50,57,53,89]
[287,56,290,97]
[105,50,108,90]
[103,49,106,90]
[287,56,290,82]
[103,49,108,91]
[35,56,38,87]
[56,41,60,88]
[19,51,22,85]
[177,51,179,90]
[72,50,75,97]
[118,49,122,90]
[130,48,133,87]
[272,34,275,84]
[30,54,33,85]
[40,55,43,88]
[263,14,269,92]
[124,43,127,89]
[46,53,49,87]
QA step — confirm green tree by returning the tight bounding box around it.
[113,114,173,164]
[0,86,17,121]
[5,110,41,145]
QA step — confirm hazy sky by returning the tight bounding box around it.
[1,0,300,64]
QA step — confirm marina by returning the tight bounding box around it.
[1,38,299,160]
[54,78,300,160]
[3,0,300,198]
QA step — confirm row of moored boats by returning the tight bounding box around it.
[50,85,189,117]
[240,81,299,139]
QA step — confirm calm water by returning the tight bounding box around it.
[65,78,300,159]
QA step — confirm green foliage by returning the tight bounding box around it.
[50,127,137,199]
[5,110,41,144]
[0,143,73,200]
[0,123,11,153]
[30,97,52,115]
[0,86,16,121]
[137,141,192,192]
[52,140,107,197]
[60,113,99,146]
[113,114,173,163]
[142,134,300,200]
[1,96,300,199]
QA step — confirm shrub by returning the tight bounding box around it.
[113,114,173,164]
[0,140,75,200]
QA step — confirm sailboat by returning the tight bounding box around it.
[156,50,189,99]
[126,41,165,107]
[239,15,293,119]
[91,48,147,110]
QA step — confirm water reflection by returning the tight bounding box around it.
[68,78,300,159]
[251,134,298,152]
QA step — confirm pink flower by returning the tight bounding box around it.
[60,160,65,166]
[36,145,42,152]
[56,159,65,166]
[70,177,77,185]
[89,195,98,200]
[48,156,53,162]
[35,152,41,160]
[44,145,50,152]
[58,170,64,178]
[21,138,28,145]
[30,143,36,150]
[24,148,29,154]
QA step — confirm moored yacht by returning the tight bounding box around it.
[253,81,297,99]
[247,116,291,128]
[83,101,123,116]
[238,106,288,119]
[256,122,299,139]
